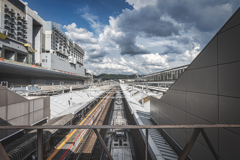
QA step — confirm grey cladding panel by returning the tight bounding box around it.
[169,126,187,149]
[186,113,212,133]
[158,112,169,125]
[160,91,169,104]
[218,25,240,64]
[169,105,186,125]
[187,37,217,70]
[219,62,240,97]
[150,96,159,111]
[0,106,6,121]
[186,66,217,94]
[219,129,240,160]
[160,102,170,119]
[188,139,216,160]
[44,97,50,108]
[219,96,240,134]
[0,90,7,107]
[169,90,186,110]
[186,92,218,123]
[186,113,218,152]
[150,107,158,123]
[171,72,185,91]
[219,8,240,33]
[7,90,28,105]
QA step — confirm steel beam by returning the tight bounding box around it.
[179,128,201,160]
[0,124,240,130]
[0,142,10,160]
[37,129,43,160]
[145,129,148,160]
[200,129,220,160]
[93,129,113,160]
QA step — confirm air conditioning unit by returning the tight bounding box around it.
[73,58,77,64]
[68,56,73,63]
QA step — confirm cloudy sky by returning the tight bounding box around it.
[25,0,240,75]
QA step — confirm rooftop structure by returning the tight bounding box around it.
[136,65,188,82]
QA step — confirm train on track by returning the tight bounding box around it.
[46,90,113,160]
[101,89,135,160]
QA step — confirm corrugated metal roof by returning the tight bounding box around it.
[140,115,178,160]
[50,86,111,119]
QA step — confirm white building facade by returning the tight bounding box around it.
[0,0,85,76]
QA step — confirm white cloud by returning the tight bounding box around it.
[64,23,98,44]
[78,6,104,34]
[126,0,157,10]
[69,1,239,75]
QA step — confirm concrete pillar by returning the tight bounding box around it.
[70,86,72,106]
[14,52,17,61]
[1,48,5,58]
[37,129,43,160]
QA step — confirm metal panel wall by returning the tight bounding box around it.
[0,86,50,140]
[150,8,240,160]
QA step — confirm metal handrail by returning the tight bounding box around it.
[1,124,238,160]
[0,124,239,129]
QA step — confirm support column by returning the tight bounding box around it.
[146,82,148,93]
[1,48,5,58]
[179,128,201,160]
[93,129,113,160]
[14,52,17,61]
[145,129,148,160]
[37,129,43,160]
[0,142,10,160]
[200,129,219,160]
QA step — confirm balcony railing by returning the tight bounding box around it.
[4,11,11,17]
[17,20,23,25]
[4,23,11,28]
[9,9,15,14]
[9,20,15,25]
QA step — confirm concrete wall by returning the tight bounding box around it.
[26,6,45,30]
[0,38,28,53]
[33,25,41,64]
[26,6,45,64]
[26,14,33,46]
[41,53,85,76]
[0,85,50,140]
[44,31,51,51]
[150,8,240,160]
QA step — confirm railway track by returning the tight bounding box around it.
[89,86,152,160]
[79,93,113,160]
[46,88,115,160]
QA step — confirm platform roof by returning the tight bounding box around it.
[0,61,88,81]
